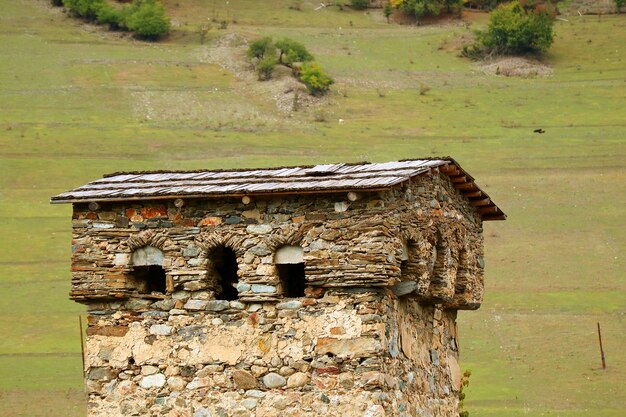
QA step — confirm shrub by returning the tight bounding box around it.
[247,37,275,60]
[299,62,334,96]
[124,0,170,39]
[256,56,277,81]
[384,3,393,22]
[51,0,64,6]
[276,38,313,67]
[466,0,500,10]
[616,0,625,13]
[63,0,106,20]
[478,1,554,54]
[351,0,369,10]
[96,3,124,29]
[391,0,462,18]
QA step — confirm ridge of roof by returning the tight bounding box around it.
[50,158,505,221]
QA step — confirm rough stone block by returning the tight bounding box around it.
[251,284,276,294]
[139,373,166,389]
[232,370,257,390]
[262,373,286,389]
[184,299,208,310]
[206,300,230,312]
[149,324,173,336]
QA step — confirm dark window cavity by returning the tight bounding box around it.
[211,246,239,301]
[275,245,305,298]
[130,246,166,294]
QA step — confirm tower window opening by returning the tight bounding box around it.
[130,246,166,294]
[212,246,239,301]
[275,245,305,298]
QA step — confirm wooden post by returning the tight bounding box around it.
[79,315,86,378]
[597,322,606,369]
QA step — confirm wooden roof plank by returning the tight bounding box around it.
[50,158,505,221]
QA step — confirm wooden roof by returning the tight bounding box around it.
[50,158,505,221]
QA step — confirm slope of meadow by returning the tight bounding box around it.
[0,1,624,416]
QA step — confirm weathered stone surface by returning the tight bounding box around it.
[251,284,276,294]
[246,224,272,234]
[315,337,381,358]
[391,280,418,297]
[262,373,287,389]
[149,324,173,336]
[86,325,128,337]
[183,247,201,258]
[276,300,302,310]
[206,300,230,312]
[286,372,309,388]
[167,376,186,391]
[194,407,211,417]
[274,245,303,264]
[241,398,258,410]
[184,299,208,310]
[131,246,164,266]
[87,367,116,381]
[232,370,257,390]
[139,373,166,389]
[141,365,159,375]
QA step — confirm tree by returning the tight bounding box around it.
[478,1,554,54]
[256,56,277,81]
[62,0,106,20]
[351,0,369,10]
[384,3,393,22]
[124,0,170,39]
[96,3,124,29]
[275,38,313,67]
[247,37,276,60]
[299,62,334,96]
[615,0,625,14]
[390,0,463,18]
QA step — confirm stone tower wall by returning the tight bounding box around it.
[70,173,483,417]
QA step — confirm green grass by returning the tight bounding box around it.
[0,1,624,416]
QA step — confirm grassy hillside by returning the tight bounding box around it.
[0,1,624,416]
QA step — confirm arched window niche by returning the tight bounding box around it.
[428,234,455,302]
[207,246,239,301]
[129,246,167,294]
[275,245,305,298]
[400,240,410,278]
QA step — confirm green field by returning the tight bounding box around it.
[0,0,624,416]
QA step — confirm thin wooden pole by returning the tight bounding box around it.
[79,315,86,377]
[597,322,606,369]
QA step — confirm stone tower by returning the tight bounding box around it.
[51,158,505,417]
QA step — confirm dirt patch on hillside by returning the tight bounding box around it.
[477,57,553,78]
[196,33,329,113]
[564,0,625,15]
[440,31,475,53]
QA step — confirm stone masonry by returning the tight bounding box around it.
[54,160,503,417]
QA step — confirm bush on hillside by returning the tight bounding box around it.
[465,0,502,11]
[256,56,277,81]
[615,0,625,13]
[351,0,369,10]
[63,0,106,20]
[275,38,314,66]
[299,62,334,96]
[390,0,463,18]
[96,3,124,29]
[478,1,554,54]
[247,37,276,60]
[61,0,170,40]
[384,3,393,22]
[51,0,64,6]
[124,0,170,39]
[246,37,332,95]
